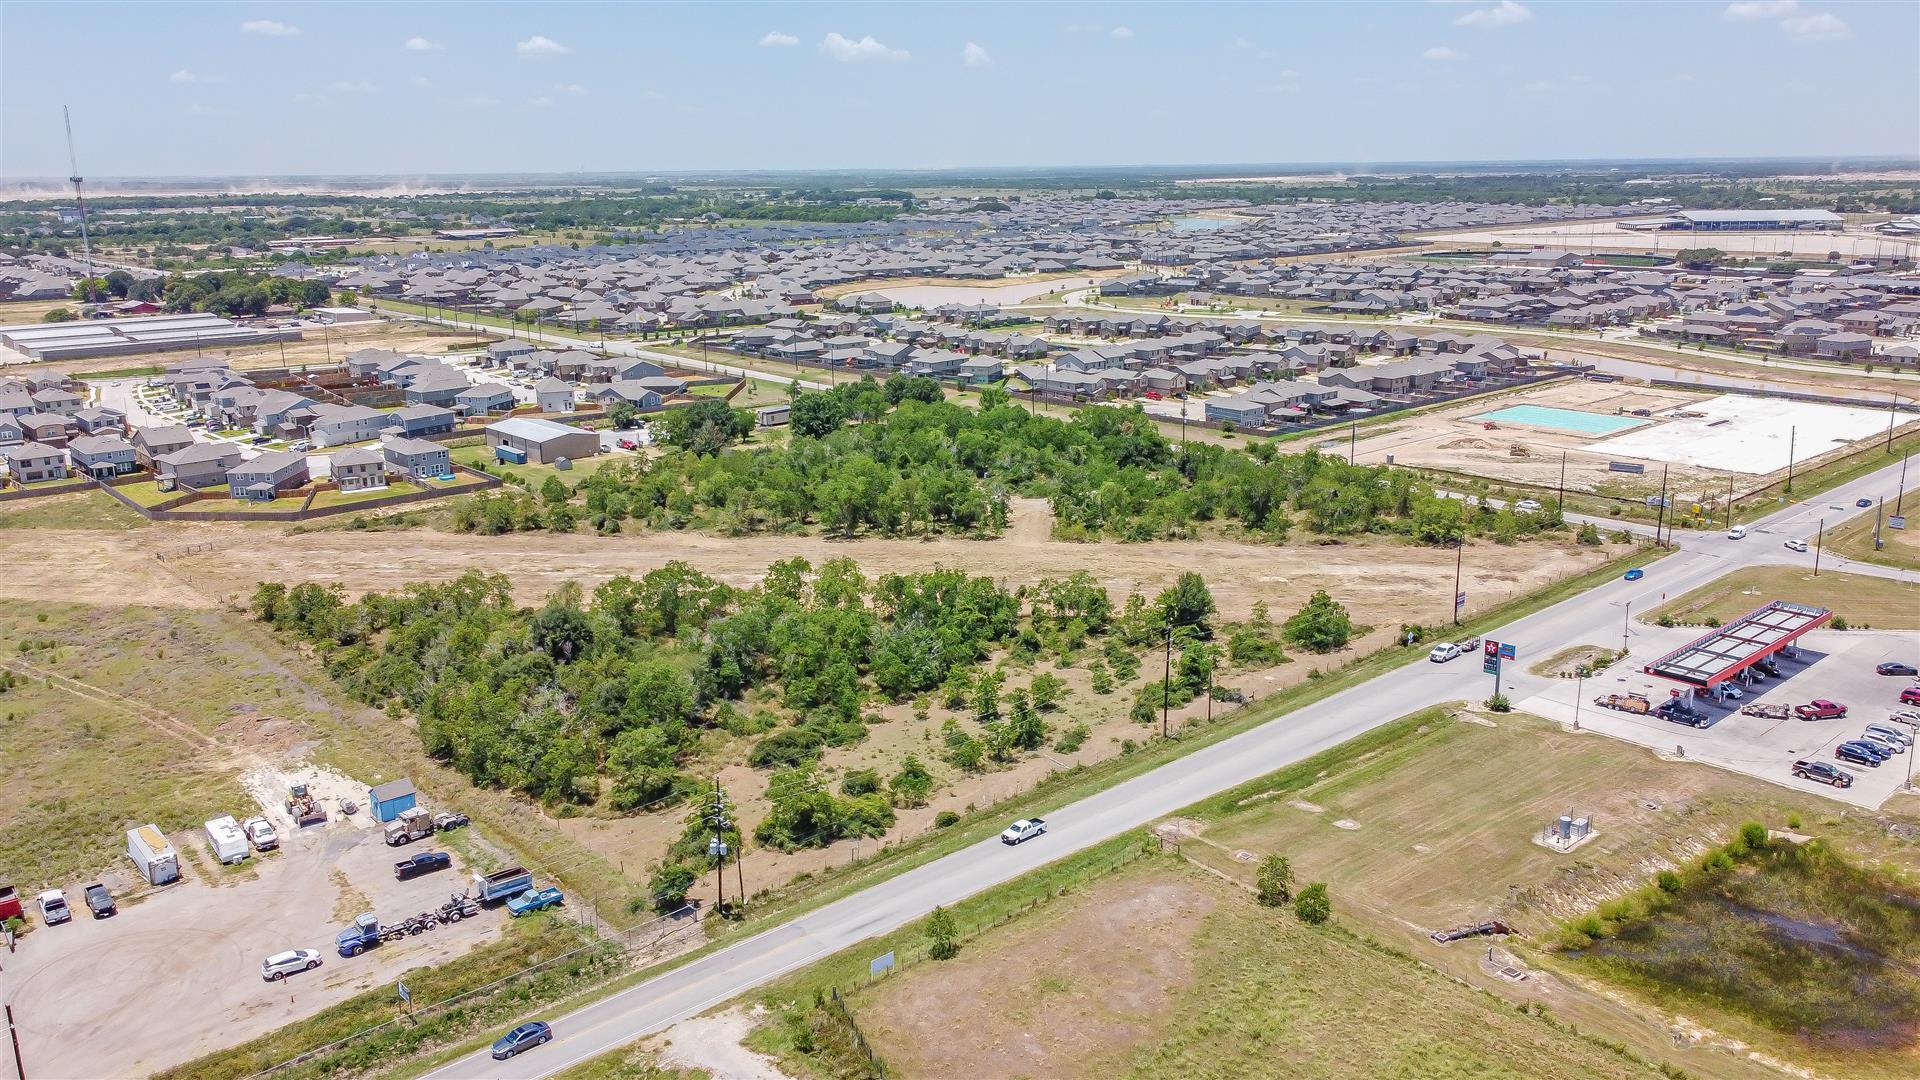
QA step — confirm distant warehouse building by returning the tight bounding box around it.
[485,416,599,465]
[1657,209,1842,231]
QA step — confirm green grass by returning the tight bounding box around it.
[0,489,149,530]
[73,364,167,379]
[1822,507,1920,572]
[450,444,619,487]
[112,479,187,508]
[309,480,425,509]
[1650,566,1920,630]
[550,1046,706,1080]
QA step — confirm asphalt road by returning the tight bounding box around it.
[423,456,1914,1079]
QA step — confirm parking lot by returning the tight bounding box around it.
[1,772,504,1079]
[1521,627,1920,808]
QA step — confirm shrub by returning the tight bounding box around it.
[749,727,824,769]
[1282,591,1353,653]
[1830,615,1849,631]
[927,905,959,959]
[1053,722,1090,753]
[1485,693,1512,713]
[1293,882,1331,925]
[933,810,960,828]
[1656,870,1683,894]
[1256,854,1295,907]
[839,768,881,797]
[646,861,697,913]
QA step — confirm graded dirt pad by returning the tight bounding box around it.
[859,873,1214,1079]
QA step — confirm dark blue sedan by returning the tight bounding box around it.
[491,1021,552,1060]
[1857,498,1873,508]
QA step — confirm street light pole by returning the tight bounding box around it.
[1813,517,1825,576]
[1785,425,1796,493]
[1452,539,1464,626]
[1621,601,1631,656]
[1161,626,1173,740]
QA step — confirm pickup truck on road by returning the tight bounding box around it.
[1000,818,1047,845]
[1795,699,1849,721]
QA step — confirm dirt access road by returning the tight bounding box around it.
[0,500,1612,630]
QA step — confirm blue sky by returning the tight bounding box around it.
[2,1,1914,178]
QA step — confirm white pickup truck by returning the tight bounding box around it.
[1000,818,1047,845]
[243,816,279,852]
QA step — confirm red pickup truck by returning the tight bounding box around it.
[1794,699,1849,721]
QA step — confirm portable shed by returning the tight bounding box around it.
[368,778,419,823]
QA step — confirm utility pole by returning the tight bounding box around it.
[1726,474,1736,527]
[1621,601,1631,656]
[1888,393,1899,453]
[1452,539,1464,626]
[1812,517,1825,576]
[706,780,731,916]
[1875,498,1886,551]
[1654,465,1670,548]
[5,1004,23,1080]
[1160,625,1173,739]
[1898,451,1909,515]
[1785,425,1796,493]
[1558,451,1567,512]
[1349,421,1357,466]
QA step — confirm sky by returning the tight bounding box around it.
[1,1,1915,179]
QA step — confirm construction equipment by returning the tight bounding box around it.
[1429,920,1514,943]
[286,784,327,826]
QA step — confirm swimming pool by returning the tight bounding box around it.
[1473,404,1647,436]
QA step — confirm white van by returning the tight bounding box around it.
[1727,526,1747,540]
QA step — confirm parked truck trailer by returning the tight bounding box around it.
[205,815,249,865]
[126,824,181,885]
[472,866,533,904]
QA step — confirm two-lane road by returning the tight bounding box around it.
[427,457,1914,1080]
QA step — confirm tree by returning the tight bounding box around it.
[1294,882,1331,925]
[1157,572,1216,636]
[889,754,934,807]
[1256,854,1295,907]
[788,391,847,439]
[1282,591,1353,654]
[647,861,697,913]
[40,307,76,323]
[926,905,959,959]
[607,400,638,429]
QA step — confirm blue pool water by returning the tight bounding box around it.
[1473,405,1647,436]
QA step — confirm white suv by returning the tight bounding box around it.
[261,949,322,981]
[1428,642,1462,663]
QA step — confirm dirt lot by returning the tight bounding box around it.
[853,859,1664,1080]
[2,805,503,1079]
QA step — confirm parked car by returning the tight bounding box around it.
[1900,686,1920,707]
[1795,699,1849,721]
[617,438,638,451]
[1143,390,1163,400]
[1726,526,1747,540]
[1835,741,1887,767]
[261,949,322,981]
[1428,642,1462,663]
[1886,709,1920,728]
[1000,818,1048,845]
[1718,684,1744,701]
[1514,498,1542,512]
[394,851,453,881]
[37,889,71,926]
[1783,538,1809,552]
[1877,662,1919,677]
[1857,731,1906,756]
[83,883,116,919]
[507,886,565,917]
[249,435,272,445]
[491,1021,552,1060]
[1792,760,1854,788]
[1865,722,1914,746]
[1654,699,1708,728]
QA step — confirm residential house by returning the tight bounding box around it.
[226,450,311,501]
[133,424,195,468]
[455,384,516,415]
[70,406,125,435]
[381,404,457,438]
[535,377,576,414]
[382,437,452,480]
[155,442,243,489]
[0,441,68,484]
[403,367,472,407]
[306,403,391,448]
[328,447,388,492]
[65,433,138,477]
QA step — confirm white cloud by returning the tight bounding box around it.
[410,74,432,88]
[759,31,799,47]
[962,42,992,68]
[405,36,442,51]
[241,19,299,37]
[516,35,571,57]
[1567,72,1593,83]
[675,103,701,115]
[1110,25,1134,39]
[522,96,554,110]
[292,92,329,106]
[1722,0,1799,19]
[185,103,233,117]
[1781,11,1850,39]
[169,70,222,84]
[643,89,667,101]
[554,82,589,95]
[327,81,379,95]
[819,32,910,63]
[1423,45,1465,61]
[1454,1,1533,28]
